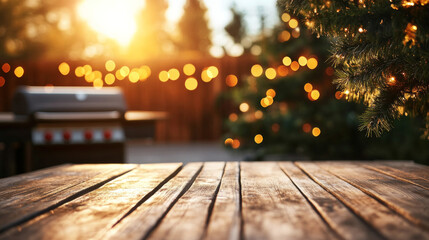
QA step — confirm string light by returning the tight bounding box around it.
[239,103,250,112]
[304,83,313,92]
[307,58,318,69]
[58,62,70,76]
[254,134,263,144]
[105,73,115,85]
[0,76,5,87]
[14,66,24,78]
[105,60,116,72]
[251,64,263,77]
[159,71,169,82]
[281,13,291,22]
[312,127,321,137]
[265,68,277,80]
[298,56,308,66]
[266,89,276,98]
[75,66,85,77]
[1,63,10,73]
[290,61,300,71]
[226,74,238,87]
[283,56,292,66]
[168,68,180,81]
[185,77,198,90]
[229,113,238,122]
[183,64,196,76]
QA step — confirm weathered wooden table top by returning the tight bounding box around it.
[0,161,428,240]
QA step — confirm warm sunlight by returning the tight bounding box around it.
[77,0,143,46]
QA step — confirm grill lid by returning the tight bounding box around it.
[12,86,127,117]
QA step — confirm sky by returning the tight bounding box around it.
[166,0,279,46]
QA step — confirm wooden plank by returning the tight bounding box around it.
[296,162,429,240]
[318,162,429,229]
[205,162,241,240]
[240,162,336,240]
[147,162,226,240]
[0,163,182,240]
[374,161,429,181]
[278,162,382,240]
[0,164,136,233]
[364,162,429,190]
[100,162,203,240]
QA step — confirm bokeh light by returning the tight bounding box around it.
[255,110,263,119]
[254,134,263,144]
[229,113,238,122]
[290,61,300,71]
[265,68,277,80]
[312,127,321,137]
[2,63,10,73]
[185,77,198,91]
[105,73,115,85]
[14,66,24,78]
[304,83,313,92]
[282,56,292,66]
[168,68,180,81]
[139,65,151,80]
[251,64,263,77]
[335,91,343,100]
[281,13,291,22]
[302,123,312,133]
[116,69,125,80]
[289,19,298,28]
[239,102,250,112]
[93,78,103,89]
[207,66,219,78]
[0,76,5,87]
[183,64,196,76]
[307,58,318,69]
[298,56,308,66]
[85,72,95,82]
[226,74,238,87]
[310,90,320,100]
[120,66,130,77]
[58,62,70,76]
[201,69,213,82]
[225,138,234,146]
[128,70,139,83]
[266,89,276,98]
[159,71,169,82]
[105,60,116,72]
[75,66,85,77]
[277,65,289,77]
[232,139,240,149]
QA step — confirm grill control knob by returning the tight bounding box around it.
[63,130,71,141]
[84,130,93,141]
[44,132,53,142]
[103,130,112,140]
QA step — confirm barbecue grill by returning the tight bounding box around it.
[0,86,167,176]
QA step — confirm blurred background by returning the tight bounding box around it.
[0,0,427,171]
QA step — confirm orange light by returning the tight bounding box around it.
[168,68,180,81]
[105,73,115,85]
[229,113,238,122]
[226,74,238,87]
[0,76,5,87]
[302,123,312,133]
[335,91,343,100]
[277,65,289,77]
[105,60,116,72]
[265,68,277,80]
[254,110,263,119]
[254,134,263,144]
[185,77,198,90]
[307,58,318,69]
[159,71,169,82]
[312,127,321,137]
[58,62,70,75]
[139,65,151,80]
[85,72,95,82]
[2,63,10,73]
[272,123,280,133]
[14,66,24,78]
[266,89,276,98]
[83,65,92,75]
[93,71,102,80]
[225,138,234,146]
[304,83,313,92]
[290,61,300,71]
[282,56,292,66]
[260,98,268,108]
[325,67,334,76]
[183,64,196,76]
[232,139,240,149]
[278,31,291,42]
[289,19,298,28]
[251,64,263,77]
[116,70,125,80]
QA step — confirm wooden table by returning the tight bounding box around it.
[0,161,428,240]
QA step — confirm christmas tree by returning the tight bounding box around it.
[279,0,429,137]
[219,11,429,162]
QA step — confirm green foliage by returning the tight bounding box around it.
[278,0,429,137]
[177,0,212,55]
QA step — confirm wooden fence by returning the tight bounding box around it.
[0,56,256,142]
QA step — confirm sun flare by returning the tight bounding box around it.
[77,0,143,46]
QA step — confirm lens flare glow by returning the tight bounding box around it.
[77,0,143,46]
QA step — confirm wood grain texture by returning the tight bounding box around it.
[240,162,336,240]
[297,162,429,240]
[0,163,182,240]
[100,162,203,240]
[278,162,382,240]
[0,164,136,233]
[205,162,241,240]
[364,163,429,190]
[147,162,226,240]
[380,161,429,180]
[318,162,429,229]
